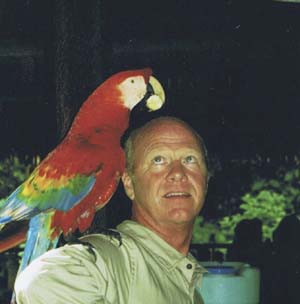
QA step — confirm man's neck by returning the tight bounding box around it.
[158,225,193,256]
[131,212,194,256]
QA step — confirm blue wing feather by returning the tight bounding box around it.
[19,212,59,273]
[0,175,96,225]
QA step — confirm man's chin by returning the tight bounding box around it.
[166,208,197,225]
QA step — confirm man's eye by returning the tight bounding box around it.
[152,156,165,164]
[184,155,197,164]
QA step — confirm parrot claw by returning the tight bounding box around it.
[99,228,123,247]
[64,229,123,261]
[65,235,97,261]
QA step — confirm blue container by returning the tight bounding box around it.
[205,266,236,275]
[196,262,260,304]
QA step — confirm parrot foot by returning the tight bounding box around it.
[99,228,123,247]
[65,234,97,260]
[64,229,122,261]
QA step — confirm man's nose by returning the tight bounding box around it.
[166,160,187,182]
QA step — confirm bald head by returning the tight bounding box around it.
[124,117,210,177]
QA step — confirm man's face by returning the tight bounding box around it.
[123,120,208,227]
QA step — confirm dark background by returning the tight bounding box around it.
[1,0,300,225]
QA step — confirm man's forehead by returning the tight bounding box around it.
[125,117,209,172]
[135,120,199,142]
[133,122,202,157]
[143,144,203,157]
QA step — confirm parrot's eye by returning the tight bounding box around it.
[131,79,135,84]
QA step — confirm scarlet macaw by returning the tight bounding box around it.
[0,68,165,272]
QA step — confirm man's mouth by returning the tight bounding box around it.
[164,192,191,198]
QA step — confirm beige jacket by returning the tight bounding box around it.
[15,220,206,304]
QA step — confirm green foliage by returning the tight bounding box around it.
[0,155,38,235]
[0,155,39,199]
[0,155,38,299]
[192,216,221,243]
[193,167,300,244]
[0,155,39,252]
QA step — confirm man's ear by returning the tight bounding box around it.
[121,171,135,200]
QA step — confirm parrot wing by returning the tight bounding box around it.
[0,160,96,226]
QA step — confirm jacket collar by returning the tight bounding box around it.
[117,220,206,283]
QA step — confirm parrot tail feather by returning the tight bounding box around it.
[18,212,59,273]
[0,216,11,225]
[0,225,27,253]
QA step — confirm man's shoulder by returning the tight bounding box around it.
[78,229,138,276]
[79,228,137,257]
[81,229,123,245]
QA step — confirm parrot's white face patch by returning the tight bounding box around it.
[118,76,148,110]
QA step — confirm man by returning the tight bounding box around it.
[15,116,209,303]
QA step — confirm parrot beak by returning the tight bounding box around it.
[145,76,165,112]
